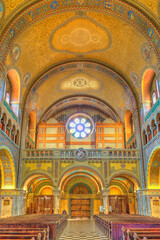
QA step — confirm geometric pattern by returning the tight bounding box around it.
[59,220,108,240]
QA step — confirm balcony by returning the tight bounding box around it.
[22,148,139,161]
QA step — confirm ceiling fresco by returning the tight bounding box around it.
[0,0,159,126]
[1,0,159,22]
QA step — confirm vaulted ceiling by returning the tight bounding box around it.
[0,0,159,122]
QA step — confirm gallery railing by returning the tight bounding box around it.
[22,148,139,160]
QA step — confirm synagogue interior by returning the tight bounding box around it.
[0,0,160,239]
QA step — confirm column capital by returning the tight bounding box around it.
[52,188,61,196]
[102,187,110,197]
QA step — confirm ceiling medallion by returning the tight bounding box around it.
[50,15,112,54]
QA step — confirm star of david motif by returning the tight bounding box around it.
[3,161,11,168]
[75,148,87,161]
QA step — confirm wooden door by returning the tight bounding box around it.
[34,195,53,214]
[71,199,90,218]
[109,195,129,214]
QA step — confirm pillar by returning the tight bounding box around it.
[0,189,26,217]
[102,188,110,214]
[136,189,149,216]
[53,189,60,214]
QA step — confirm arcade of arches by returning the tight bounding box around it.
[0,0,160,221]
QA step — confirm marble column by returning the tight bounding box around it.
[53,189,60,214]
[102,188,110,214]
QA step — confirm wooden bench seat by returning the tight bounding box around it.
[122,227,160,240]
[95,214,160,240]
[0,235,41,240]
[0,214,68,240]
[0,239,35,240]
[0,227,49,240]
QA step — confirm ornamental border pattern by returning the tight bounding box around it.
[0,0,159,63]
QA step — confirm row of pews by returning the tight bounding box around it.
[94,214,160,240]
[122,227,160,240]
[0,214,68,240]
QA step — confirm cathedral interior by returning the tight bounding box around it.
[0,0,160,238]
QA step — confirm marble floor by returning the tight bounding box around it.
[59,219,108,240]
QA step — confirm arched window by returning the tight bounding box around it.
[151,119,157,137]
[28,110,36,142]
[7,70,20,116]
[6,92,10,105]
[0,78,4,101]
[156,113,160,132]
[143,130,147,145]
[152,91,157,105]
[125,110,134,142]
[1,113,7,132]
[147,125,152,141]
[142,69,155,115]
[156,74,160,98]
[6,119,12,136]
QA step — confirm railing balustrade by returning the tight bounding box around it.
[23,148,139,160]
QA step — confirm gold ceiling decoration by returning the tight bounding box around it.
[50,17,112,54]
[58,73,102,92]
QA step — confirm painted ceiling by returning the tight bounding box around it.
[0,0,160,123]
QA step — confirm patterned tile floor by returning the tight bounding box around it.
[58,219,108,240]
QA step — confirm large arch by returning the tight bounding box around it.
[0,146,16,189]
[108,171,141,190]
[22,171,54,189]
[147,146,160,189]
[108,172,140,214]
[58,165,104,192]
[22,173,54,214]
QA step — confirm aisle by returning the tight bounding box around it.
[59,219,108,240]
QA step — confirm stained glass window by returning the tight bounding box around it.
[67,114,94,139]
[152,91,157,105]
[6,92,10,104]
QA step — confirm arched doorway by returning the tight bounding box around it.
[22,174,54,214]
[147,148,160,217]
[59,167,103,218]
[0,146,16,189]
[0,146,16,217]
[109,174,139,214]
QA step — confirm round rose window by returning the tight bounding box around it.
[67,114,94,139]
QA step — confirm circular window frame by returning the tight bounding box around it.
[66,113,94,139]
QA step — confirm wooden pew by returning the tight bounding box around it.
[0,239,35,240]
[122,227,160,240]
[0,227,49,240]
[0,214,67,240]
[95,214,160,240]
[0,235,40,239]
[133,232,160,240]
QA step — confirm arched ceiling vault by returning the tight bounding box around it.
[1,0,159,33]
[0,0,159,125]
[23,61,138,123]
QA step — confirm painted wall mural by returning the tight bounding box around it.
[58,72,102,92]
[10,44,21,63]
[0,0,159,62]
[23,73,31,87]
[50,14,112,54]
[141,42,153,63]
